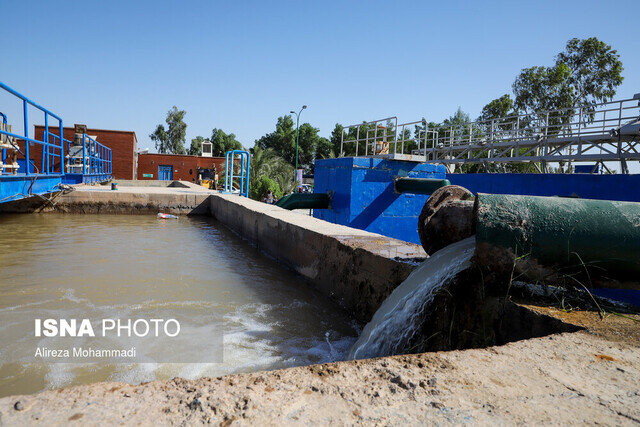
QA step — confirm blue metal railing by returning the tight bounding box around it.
[0,81,65,176]
[81,133,112,176]
[224,150,250,197]
[0,80,112,181]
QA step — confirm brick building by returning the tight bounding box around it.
[32,125,137,179]
[137,153,225,182]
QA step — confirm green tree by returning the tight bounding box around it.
[150,106,187,154]
[255,115,296,165]
[315,136,334,163]
[189,136,205,156]
[210,128,243,156]
[512,37,623,130]
[250,175,282,200]
[478,94,514,122]
[329,124,344,156]
[255,116,327,172]
[512,64,574,126]
[556,37,624,108]
[249,145,295,200]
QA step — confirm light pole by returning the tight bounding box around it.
[290,105,307,186]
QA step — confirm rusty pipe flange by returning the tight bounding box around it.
[417,185,475,255]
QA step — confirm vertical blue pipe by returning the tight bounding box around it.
[238,153,244,196]
[245,152,251,197]
[224,151,233,191]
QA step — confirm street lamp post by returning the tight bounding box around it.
[290,105,307,187]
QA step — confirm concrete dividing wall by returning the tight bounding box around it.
[210,193,425,322]
[0,185,212,215]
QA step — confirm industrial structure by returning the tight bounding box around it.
[340,94,640,174]
[0,81,113,204]
[33,125,137,179]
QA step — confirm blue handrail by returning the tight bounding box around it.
[81,134,112,176]
[0,81,112,180]
[224,150,250,197]
[0,81,64,176]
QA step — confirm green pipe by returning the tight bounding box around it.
[394,178,451,195]
[475,193,640,278]
[275,193,330,210]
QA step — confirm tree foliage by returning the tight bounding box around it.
[512,37,623,128]
[478,94,514,122]
[255,115,330,172]
[189,136,205,156]
[210,128,243,157]
[250,175,282,200]
[248,145,295,200]
[557,37,624,108]
[150,106,187,154]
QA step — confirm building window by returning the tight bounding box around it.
[189,169,193,175]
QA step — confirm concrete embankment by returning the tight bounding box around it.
[209,193,425,322]
[0,183,213,215]
[1,310,639,425]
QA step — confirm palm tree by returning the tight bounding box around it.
[249,146,296,198]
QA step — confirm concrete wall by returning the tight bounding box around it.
[210,193,425,322]
[448,173,640,202]
[314,157,446,244]
[0,186,211,215]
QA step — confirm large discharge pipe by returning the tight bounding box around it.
[275,193,331,210]
[418,187,640,284]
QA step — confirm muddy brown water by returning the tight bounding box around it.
[0,214,358,398]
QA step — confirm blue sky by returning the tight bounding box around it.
[1,0,639,152]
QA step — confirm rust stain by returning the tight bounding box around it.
[595,354,617,362]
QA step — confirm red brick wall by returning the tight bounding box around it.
[31,126,137,179]
[137,153,225,182]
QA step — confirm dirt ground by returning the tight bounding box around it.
[0,308,638,426]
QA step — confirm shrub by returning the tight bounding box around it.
[250,175,282,201]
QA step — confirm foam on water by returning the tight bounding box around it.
[348,237,476,360]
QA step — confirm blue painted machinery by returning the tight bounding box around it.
[0,81,112,204]
[223,150,250,197]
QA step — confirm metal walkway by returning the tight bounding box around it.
[0,81,112,204]
[339,94,640,173]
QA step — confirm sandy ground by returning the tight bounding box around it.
[1,309,638,426]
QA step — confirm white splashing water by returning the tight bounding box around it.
[348,237,476,360]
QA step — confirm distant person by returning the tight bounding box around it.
[265,191,274,204]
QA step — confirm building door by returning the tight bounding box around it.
[158,165,173,180]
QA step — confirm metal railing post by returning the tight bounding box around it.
[82,134,86,174]
[23,100,30,175]
[59,121,64,174]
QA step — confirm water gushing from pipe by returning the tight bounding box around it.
[348,237,476,360]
